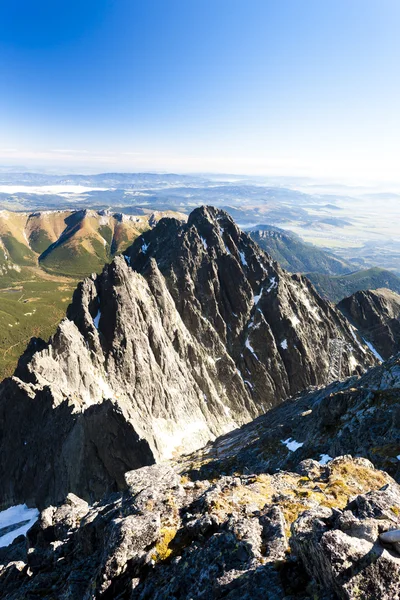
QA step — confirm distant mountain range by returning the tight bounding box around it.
[307,267,400,304]
[0,208,185,278]
[249,225,353,276]
[0,208,185,379]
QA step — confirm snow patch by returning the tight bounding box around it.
[349,326,366,354]
[363,338,384,362]
[93,309,101,330]
[281,438,304,452]
[141,241,149,254]
[0,504,39,548]
[280,339,288,350]
[290,314,300,328]
[254,290,262,304]
[200,236,208,250]
[349,354,358,371]
[266,277,277,293]
[239,251,248,266]
[245,338,259,360]
[319,454,333,465]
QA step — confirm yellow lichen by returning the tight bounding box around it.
[151,527,177,562]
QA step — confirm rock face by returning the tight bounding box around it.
[180,354,400,485]
[1,457,399,599]
[0,206,376,509]
[338,288,400,360]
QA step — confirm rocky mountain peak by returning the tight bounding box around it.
[0,207,377,510]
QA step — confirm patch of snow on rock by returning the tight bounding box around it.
[280,339,288,350]
[281,438,304,452]
[239,251,248,266]
[290,314,300,328]
[363,338,384,362]
[349,354,358,371]
[93,309,101,330]
[319,454,333,465]
[0,504,39,548]
[266,277,277,293]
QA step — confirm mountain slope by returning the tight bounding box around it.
[249,226,353,275]
[0,209,187,278]
[307,267,400,303]
[0,206,376,510]
[0,209,186,380]
[338,288,400,360]
[1,354,400,599]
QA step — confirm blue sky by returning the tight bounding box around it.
[1,0,400,181]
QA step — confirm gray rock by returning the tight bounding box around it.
[291,485,400,600]
[0,206,376,509]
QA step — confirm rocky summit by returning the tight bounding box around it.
[0,207,377,511]
[1,355,400,598]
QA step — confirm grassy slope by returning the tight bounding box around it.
[0,270,77,380]
[249,228,353,275]
[0,210,157,380]
[307,267,400,303]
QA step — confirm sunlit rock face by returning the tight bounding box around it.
[0,206,376,509]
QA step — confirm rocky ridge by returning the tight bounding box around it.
[338,288,400,360]
[0,454,400,598]
[1,354,400,598]
[0,207,376,510]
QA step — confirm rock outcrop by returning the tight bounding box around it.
[179,354,400,485]
[0,207,376,509]
[338,288,400,360]
[0,457,399,599]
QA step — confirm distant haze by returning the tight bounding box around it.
[1,1,400,184]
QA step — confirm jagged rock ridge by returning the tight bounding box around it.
[338,287,400,360]
[0,206,376,509]
[1,456,400,599]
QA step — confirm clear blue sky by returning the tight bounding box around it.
[1,0,400,181]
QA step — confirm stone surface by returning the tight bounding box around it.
[0,207,376,509]
[0,457,398,599]
[338,288,400,360]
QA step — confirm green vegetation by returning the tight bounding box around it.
[28,228,53,254]
[40,242,107,278]
[0,273,77,380]
[250,227,353,276]
[307,267,400,303]
[98,225,113,248]
[1,234,37,266]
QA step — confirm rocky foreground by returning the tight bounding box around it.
[1,355,400,599]
[0,456,399,599]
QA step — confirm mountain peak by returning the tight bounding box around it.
[0,206,377,509]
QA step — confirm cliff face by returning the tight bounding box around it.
[0,207,376,509]
[1,348,400,600]
[338,287,400,360]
